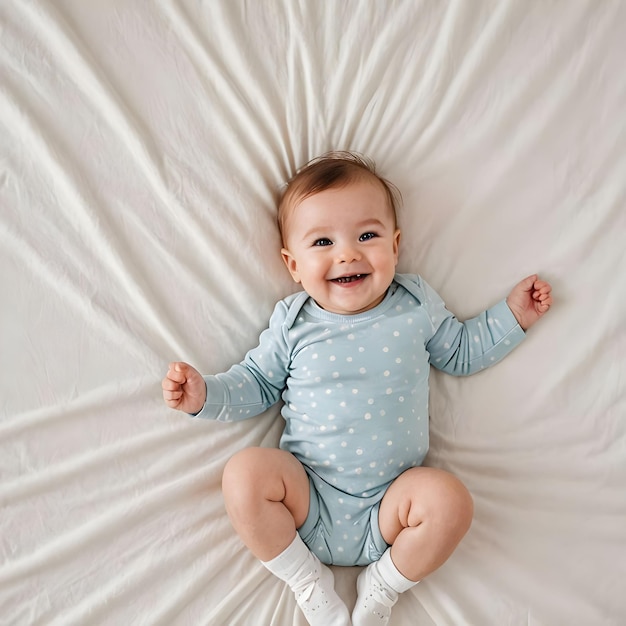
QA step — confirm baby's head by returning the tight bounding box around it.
[278,152,400,245]
[278,152,402,315]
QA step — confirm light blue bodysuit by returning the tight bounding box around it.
[195,274,525,565]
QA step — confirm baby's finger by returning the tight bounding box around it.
[537,293,552,310]
[533,286,551,299]
[167,363,188,384]
[534,280,552,292]
[162,376,182,392]
[163,388,183,401]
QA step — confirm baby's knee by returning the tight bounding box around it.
[222,447,262,492]
[439,472,473,533]
[418,469,474,530]
[455,482,474,531]
[221,448,266,518]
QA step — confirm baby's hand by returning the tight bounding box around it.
[506,275,553,331]
[162,362,207,414]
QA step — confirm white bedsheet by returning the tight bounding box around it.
[1,1,625,624]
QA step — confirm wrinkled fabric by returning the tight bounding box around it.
[1,1,625,625]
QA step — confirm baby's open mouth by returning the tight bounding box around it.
[331,274,367,284]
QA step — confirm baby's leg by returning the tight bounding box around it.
[378,466,473,580]
[222,447,309,560]
[353,467,473,626]
[222,448,350,626]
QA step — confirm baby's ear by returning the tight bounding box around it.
[281,248,301,283]
[393,229,401,263]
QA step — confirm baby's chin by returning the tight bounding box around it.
[317,292,388,316]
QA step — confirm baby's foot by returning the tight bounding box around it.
[292,558,351,626]
[352,563,397,625]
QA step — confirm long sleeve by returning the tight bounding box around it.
[419,278,526,376]
[194,300,292,421]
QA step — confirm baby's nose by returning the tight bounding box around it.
[336,244,361,263]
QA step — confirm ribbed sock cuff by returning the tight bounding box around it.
[377,548,418,594]
[261,533,311,582]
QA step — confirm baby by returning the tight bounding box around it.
[162,152,552,625]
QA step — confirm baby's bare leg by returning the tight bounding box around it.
[223,447,351,625]
[221,447,310,561]
[352,467,473,626]
[378,466,474,581]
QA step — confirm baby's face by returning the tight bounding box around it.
[281,178,400,315]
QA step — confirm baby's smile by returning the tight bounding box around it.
[331,274,368,284]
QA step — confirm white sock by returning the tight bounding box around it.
[262,534,351,626]
[376,548,417,594]
[352,548,418,626]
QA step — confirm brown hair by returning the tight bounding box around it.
[278,151,401,243]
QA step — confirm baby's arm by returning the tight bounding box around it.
[162,299,293,421]
[162,362,207,414]
[506,274,553,331]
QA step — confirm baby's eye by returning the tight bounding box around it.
[313,238,333,247]
[359,232,377,242]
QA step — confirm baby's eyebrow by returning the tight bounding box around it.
[358,218,386,229]
[301,226,332,240]
[300,218,387,241]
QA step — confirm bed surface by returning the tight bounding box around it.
[2,1,625,624]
